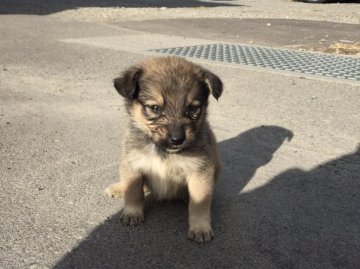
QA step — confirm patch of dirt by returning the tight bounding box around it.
[290,42,360,55]
[325,43,360,55]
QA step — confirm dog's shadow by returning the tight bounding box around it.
[54,126,360,268]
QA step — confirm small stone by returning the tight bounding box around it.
[339,39,353,43]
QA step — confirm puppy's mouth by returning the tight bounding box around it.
[157,143,187,154]
[154,136,193,154]
[165,147,183,154]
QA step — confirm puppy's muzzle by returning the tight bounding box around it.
[168,125,185,147]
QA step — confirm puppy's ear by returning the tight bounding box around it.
[113,66,142,99]
[202,70,223,100]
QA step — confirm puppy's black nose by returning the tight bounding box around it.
[168,126,185,146]
[169,135,185,146]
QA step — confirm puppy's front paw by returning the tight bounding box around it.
[105,182,123,199]
[120,206,144,226]
[187,226,214,243]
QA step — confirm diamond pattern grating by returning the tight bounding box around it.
[151,44,360,81]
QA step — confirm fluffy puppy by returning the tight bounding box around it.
[105,56,223,243]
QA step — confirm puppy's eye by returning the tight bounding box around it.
[150,105,162,114]
[186,105,200,116]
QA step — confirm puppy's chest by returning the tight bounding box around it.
[129,149,190,182]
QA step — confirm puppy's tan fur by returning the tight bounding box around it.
[105,57,223,243]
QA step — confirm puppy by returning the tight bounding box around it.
[105,56,223,243]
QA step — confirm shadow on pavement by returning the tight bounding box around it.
[293,0,359,3]
[53,126,360,268]
[0,0,239,15]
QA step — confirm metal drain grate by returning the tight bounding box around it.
[151,44,360,81]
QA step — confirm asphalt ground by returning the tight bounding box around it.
[0,2,360,269]
[119,18,360,54]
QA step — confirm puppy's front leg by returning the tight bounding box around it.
[187,172,214,243]
[107,166,145,225]
[121,173,145,225]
